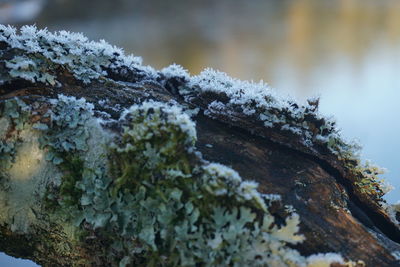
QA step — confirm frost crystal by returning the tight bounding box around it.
[160,63,189,80]
[385,201,400,226]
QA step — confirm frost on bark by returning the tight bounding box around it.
[0,25,400,267]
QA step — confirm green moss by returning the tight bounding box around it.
[110,101,195,196]
[42,154,85,213]
[58,155,85,208]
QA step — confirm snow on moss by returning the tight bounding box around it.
[0,24,157,84]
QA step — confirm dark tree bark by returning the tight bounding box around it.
[0,25,399,267]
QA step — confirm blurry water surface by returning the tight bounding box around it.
[2,0,400,265]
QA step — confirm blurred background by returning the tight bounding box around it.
[1,0,400,265]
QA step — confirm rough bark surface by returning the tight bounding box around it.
[0,26,400,267]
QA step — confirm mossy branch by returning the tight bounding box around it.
[0,25,399,267]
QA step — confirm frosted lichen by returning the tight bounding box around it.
[201,163,267,212]
[0,25,369,265]
[0,24,157,85]
[185,68,341,154]
[5,55,57,85]
[34,95,111,224]
[180,68,389,202]
[1,25,388,206]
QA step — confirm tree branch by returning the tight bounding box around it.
[0,25,399,266]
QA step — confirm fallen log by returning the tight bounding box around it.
[0,25,399,266]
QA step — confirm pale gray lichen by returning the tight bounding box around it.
[103,101,309,266]
[39,98,348,266]
[305,253,364,267]
[33,95,112,230]
[5,54,58,85]
[36,94,95,165]
[201,163,268,212]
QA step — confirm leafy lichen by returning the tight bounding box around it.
[33,97,351,266]
[37,94,94,165]
[0,93,359,266]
